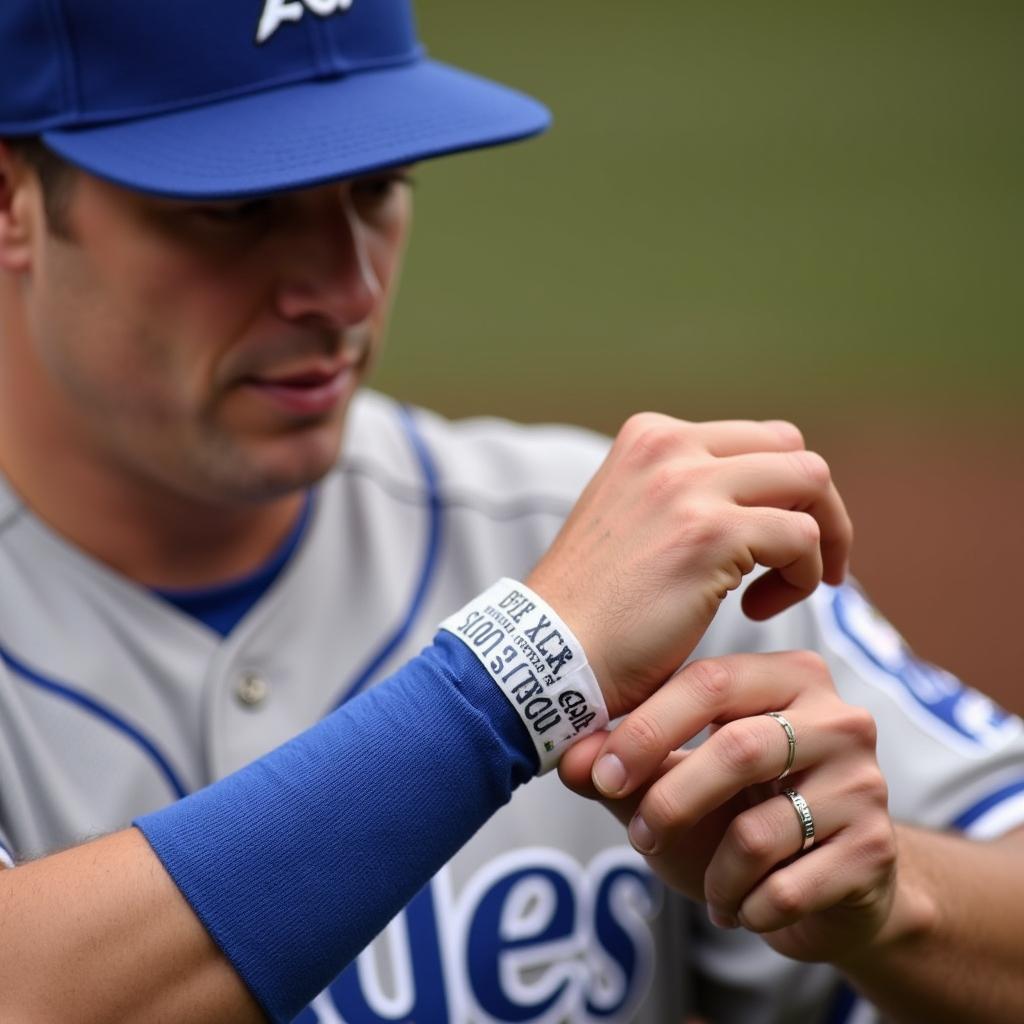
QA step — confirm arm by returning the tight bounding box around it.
[559,649,1024,1024]
[0,828,263,1023]
[834,823,1024,1024]
[0,415,850,1022]
[0,637,534,1024]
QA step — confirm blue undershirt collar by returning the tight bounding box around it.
[153,492,314,637]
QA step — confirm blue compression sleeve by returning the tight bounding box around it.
[135,631,537,1023]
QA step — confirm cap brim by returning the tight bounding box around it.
[42,59,549,199]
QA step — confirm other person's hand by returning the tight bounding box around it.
[559,651,898,965]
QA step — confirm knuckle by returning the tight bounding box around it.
[618,411,659,443]
[619,712,669,760]
[714,722,767,776]
[686,658,734,709]
[788,449,831,488]
[646,463,685,504]
[702,879,728,910]
[836,705,879,748]
[676,500,729,549]
[762,873,805,919]
[845,765,889,805]
[787,649,830,682]
[619,413,685,463]
[639,781,679,831]
[858,823,898,869]
[730,814,776,863]
[795,511,821,547]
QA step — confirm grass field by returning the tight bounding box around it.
[375,0,1022,434]
[370,2,1024,709]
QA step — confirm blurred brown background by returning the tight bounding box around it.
[373,1,1024,712]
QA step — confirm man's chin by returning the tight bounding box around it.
[212,428,347,504]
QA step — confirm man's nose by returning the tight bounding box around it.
[273,197,380,328]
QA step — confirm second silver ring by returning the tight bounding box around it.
[783,788,816,851]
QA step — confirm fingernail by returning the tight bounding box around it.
[592,753,627,796]
[628,814,656,854]
[707,905,739,930]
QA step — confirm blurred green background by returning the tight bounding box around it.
[373,0,1024,708]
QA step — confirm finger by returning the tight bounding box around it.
[712,449,833,508]
[562,740,687,830]
[685,419,806,458]
[713,452,852,615]
[702,784,846,923]
[591,651,830,797]
[744,497,852,625]
[738,506,824,603]
[714,451,853,576]
[735,822,896,934]
[612,414,806,466]
[704,750,890,927]
[817,480,853,583]
[627,708,834,841]
[604,751,687,830]
[559,731,610,799]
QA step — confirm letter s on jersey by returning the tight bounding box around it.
[296,848,661,1023]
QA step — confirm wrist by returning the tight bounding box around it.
[833,826,941,975]
[439,578,610,771]
[522,570,618,715]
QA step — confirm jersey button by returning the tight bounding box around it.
[235,672,269,708]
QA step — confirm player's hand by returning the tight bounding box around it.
[525,414,852,718]
[559,651,899,965]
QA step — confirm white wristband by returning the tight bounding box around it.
[440,578,609,773]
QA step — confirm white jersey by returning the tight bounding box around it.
[2,389,1022,1023]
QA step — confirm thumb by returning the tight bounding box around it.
[558,731,610,800]
[559,732,681,830]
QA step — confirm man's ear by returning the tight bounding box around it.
[0,143,38,273]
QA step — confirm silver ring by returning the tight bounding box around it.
[782,788,815,851]
[765,711,796,780]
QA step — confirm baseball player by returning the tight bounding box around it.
[1,2,1022,1023]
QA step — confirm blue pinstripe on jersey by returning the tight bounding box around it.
[952,777,1024,831]
[332,403,443,710]
[1,404,441,805]
[0,643,189,799]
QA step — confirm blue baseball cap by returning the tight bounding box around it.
[0,0,550,199]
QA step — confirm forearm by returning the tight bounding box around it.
[0,829,263,1023]
[836,824,1024,1024]
[0,634,535,1024]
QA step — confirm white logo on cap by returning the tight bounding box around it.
[257,0,354,46]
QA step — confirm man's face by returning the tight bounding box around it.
[17,165,412,505]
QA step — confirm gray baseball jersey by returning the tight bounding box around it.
[2,389,1022,1023]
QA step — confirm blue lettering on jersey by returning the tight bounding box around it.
[329,882,449,1023]
[300,848,659,1023]
[467,865,578,1021]
[828,585,1020,753]
[585,859,658,1019]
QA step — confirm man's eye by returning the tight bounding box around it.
[193,200,273,224]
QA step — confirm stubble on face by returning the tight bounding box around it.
[21,170,412,510]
